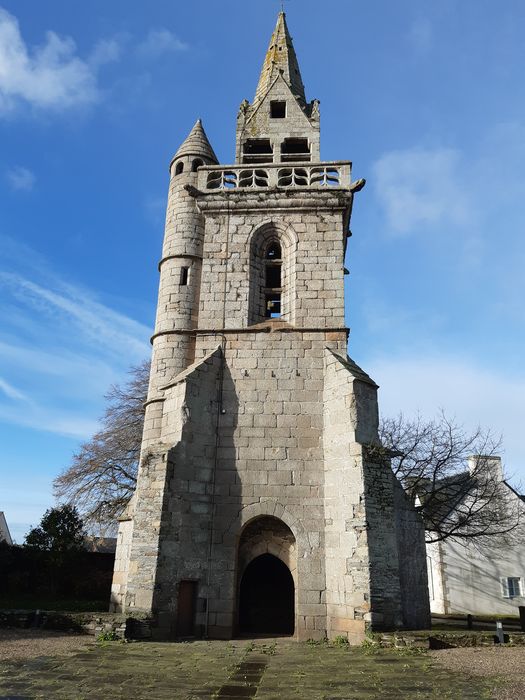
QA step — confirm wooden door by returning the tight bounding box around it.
[176,580,197,637]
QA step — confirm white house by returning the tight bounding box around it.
[426,457,525,616]
[0,512,12,545]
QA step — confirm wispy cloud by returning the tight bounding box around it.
[144,195,166,225]
[0,235,150,438]
[5,165,35,191]
[372,147,473,236]
[0,376,27,401]
[0,273,150,360]
[0,402,99,439]
[137,29,188,59]
[88,35,127,70]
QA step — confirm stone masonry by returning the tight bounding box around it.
[110,12,431,642]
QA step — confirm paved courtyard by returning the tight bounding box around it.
[0,631,517,699]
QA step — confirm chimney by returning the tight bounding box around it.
[467,455,503,481]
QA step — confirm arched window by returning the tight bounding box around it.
[191,158,203,172]
[264,241,282,318]
[248,225,295,326]
[175,161,184,176]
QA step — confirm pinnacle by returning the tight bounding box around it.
[254,11,306,105]
[173,119,218,164]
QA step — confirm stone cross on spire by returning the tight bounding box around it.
[254,11,306,105]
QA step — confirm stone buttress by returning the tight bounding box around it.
[110,11,430,642]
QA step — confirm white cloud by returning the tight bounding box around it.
[0,9,188,116]
[0,7,99,114]
[409,18,433,53]
[372,147,473,236]
[137,29,188,59]
[369,354,525,481]
[6,165,35,191]
[373,122,525,243]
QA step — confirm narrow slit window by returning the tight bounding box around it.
[264,240,282,318]
[180,266,189,286]
[192,158,203,172]
[175,161,184,176]
[270,101,286,118]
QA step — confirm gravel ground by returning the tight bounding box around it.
[0,628,94,661]
[431,647,525,700]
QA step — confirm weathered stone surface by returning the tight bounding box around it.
[110,11,430,642]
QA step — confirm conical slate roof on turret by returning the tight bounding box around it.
[254,12,306,106]
[173,119,218,163]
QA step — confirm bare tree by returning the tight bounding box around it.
[54,361,149,531]
[374,412,523,545]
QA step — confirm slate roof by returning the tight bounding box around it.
[172,119,218,164]
[0,511,13,545]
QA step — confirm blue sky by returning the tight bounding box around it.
[1,1,524,543]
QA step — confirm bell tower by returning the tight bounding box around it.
[111,11,430,642]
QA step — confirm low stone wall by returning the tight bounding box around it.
[369,630,525,649]
[0,610,152,639]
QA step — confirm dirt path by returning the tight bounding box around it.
[431,647,525,700]
[0,627,94,661]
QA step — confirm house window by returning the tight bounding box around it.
[502,577,522,598]
[270,101,286,118]
[180,267,189,286]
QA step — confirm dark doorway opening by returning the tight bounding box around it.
[176,580,197,637]
[239,554,294,635]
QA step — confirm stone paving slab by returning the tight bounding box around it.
[0,638,494,699]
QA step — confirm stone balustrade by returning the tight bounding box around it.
[197,161,352,191]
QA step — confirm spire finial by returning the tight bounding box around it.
[254,8,305,105]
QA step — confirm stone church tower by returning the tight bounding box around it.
[111,12,430,642]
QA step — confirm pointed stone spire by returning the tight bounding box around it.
[254,12,306,105]
[173,119,218,164]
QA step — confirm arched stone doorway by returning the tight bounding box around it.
[236,516,296,636]
[239,554,294,634]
